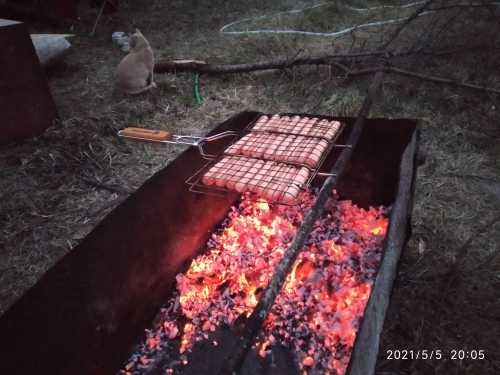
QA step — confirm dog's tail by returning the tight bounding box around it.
[126,82,156,95]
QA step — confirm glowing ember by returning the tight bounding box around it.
[120,190,389,375]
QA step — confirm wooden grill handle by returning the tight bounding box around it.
[119,127,173,143]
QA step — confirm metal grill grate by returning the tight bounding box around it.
[186,114,347,204]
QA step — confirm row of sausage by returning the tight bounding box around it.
[201,156,310,203]
[225,115,341,168]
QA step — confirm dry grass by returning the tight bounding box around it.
[0,0,499,374]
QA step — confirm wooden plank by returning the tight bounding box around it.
[346,128,419,375]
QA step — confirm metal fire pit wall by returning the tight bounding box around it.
[0,111,421,375]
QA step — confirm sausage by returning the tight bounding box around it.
[225,134,251,155]
[262,134,283,159]
[202,157,229,186]
[314,119,339,140]
[241,133,261,156]
[302,119,340,167]
[295,119,319,166]
[256,114,280,132]
[252,115,269,131]
[245,160,267,193]
[274,134,294,161]
[294,117,310,135]
[254,161,276,196]
[235,159,264,193]
[265,164,291,201]
[269,115,285,131]
[226,157,253,190]
[286,116,301,133]
[279,135,297,162]
[305,140,328,168]
[281,167,310,203]
[253,133,276,158]
[297,138,318,167]
[287,135,308,164]
[327,120,342,139]
[309,119,328,138]
[275,116,290,133]
[213,157,239,187]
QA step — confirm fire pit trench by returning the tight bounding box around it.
[0,112,421,375]
[121,192,390,375]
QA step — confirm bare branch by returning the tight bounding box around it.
[481,0,500,27]
[378,0,436,51]
[347,66,500,94]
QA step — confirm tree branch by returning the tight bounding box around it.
[377,0,436,51]
[346,66,500,94]
[154,49,500,95]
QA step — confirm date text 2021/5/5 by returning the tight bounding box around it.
[386,350,485,360]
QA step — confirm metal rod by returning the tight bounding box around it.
[216,71,386,375]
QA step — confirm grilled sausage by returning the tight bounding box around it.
[252,115,269,131]
[213,157,239,187]
[265,164,291,201]
[264,133,282,160]
[255,114,280,132]
[274,134,295,161]
[235,159,264,192]
[202,157,229,185]
[254,161,276,196]
[253,133,276,158]
[225,157,253,190]
[241,133,261,156]
[296,119,318,166]
[225,134,251,155]
[281,167,310,203]
[246,160,267,193]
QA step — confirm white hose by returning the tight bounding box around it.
[219,1,499,37]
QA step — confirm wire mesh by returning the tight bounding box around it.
[186,114,346,204]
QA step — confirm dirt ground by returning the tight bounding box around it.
[0,0,499,374]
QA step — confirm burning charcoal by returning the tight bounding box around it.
[302,356,314,367]
[123,191,388,375]
[124,361,135,371]
[152,308,169,330]
[216,279,231,293]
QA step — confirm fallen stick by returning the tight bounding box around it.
[154,56,500,95]
[216,71,386,375]
[343,66,500,95]
[153,56,372,74]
